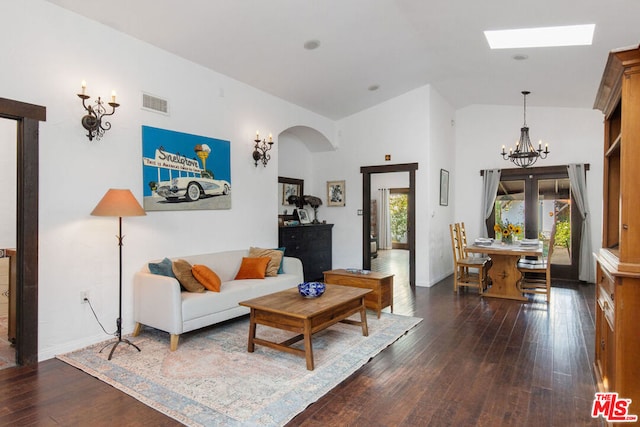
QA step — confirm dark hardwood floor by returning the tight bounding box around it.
[0,251,603,426]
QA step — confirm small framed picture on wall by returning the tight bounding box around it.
[327,180,346,206]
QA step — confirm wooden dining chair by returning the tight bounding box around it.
[517,223,556,302]
[459,221,492,263]
[449,223,489,295]
[459,221,469,249]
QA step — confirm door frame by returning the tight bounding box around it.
[0,98,46,365]
[361,163,418,286]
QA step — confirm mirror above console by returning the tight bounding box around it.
[278,176,304,222]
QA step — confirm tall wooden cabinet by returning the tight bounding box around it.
[593,45,640,408]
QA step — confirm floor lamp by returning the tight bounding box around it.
[91,189,146,360]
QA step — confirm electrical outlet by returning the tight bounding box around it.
[80,290,89,304]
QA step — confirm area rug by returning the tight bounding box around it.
[58,312,422,426]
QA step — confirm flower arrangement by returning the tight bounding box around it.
[494,221,522,243]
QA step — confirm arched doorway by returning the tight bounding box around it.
[0,98,45,365]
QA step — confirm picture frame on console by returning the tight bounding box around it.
[297,209,311,224]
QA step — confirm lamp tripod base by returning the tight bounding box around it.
[99,317,141,360]
[100,337,141,360]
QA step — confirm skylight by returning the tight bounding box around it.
[484,24,595,49]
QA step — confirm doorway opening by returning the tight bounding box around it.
[0,98,46,365]
[0,118,17,368]
[361,163,418,286]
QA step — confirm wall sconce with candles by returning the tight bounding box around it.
[77,80,120,141]
[253,131,274,167]
[500,91,550,168]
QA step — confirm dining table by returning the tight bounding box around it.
[465,239,543,301]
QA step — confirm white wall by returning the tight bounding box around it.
[277,134,314,216]
[454,104,604,262]
[278,135,315,184]
[427,89,457,284]
[1,1,336,360]
[314,85,456,287]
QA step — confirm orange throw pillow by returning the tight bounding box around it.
[249,247,284,277]
[234,257,270,280]
[192,264,222,292]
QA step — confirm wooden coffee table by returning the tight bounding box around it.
[239,285,371,370]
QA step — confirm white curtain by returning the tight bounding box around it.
[378,188,392,249]
[568,164,595,283]
[480,169,501,237]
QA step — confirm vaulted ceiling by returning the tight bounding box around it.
[46,0,640,119]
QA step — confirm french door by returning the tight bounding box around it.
[487,166,583,281]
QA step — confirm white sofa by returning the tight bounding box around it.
[132,249,304,350]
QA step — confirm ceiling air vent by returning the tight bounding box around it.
[142,92,169,115]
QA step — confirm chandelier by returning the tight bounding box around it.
[501,91,549,168]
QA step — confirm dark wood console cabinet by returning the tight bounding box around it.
[278,224,333,282]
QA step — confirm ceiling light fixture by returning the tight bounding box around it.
[501,91,549,168]
[484,24,595,49]
[368,84,380,91]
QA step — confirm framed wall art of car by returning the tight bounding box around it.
[141,126,231,211]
